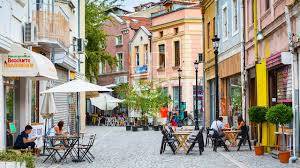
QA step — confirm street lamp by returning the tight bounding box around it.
[194,60,199,130]
[212,35,220,120]
[178,68,182,115]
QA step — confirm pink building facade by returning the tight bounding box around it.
[151,6,204,117]
[99,13,150,86]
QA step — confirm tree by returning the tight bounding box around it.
[85,0,121,82]
[248,106,268,146]
[115,81,171,125]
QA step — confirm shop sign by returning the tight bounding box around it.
[3,54,34,69]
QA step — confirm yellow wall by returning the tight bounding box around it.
[256,39,276,149]
[203,0,216,126]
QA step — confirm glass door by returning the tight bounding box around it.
[4,79,16,147]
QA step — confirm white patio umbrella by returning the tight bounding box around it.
[90,93,123,111]
[41,79,112,162]
[40,93,56,155]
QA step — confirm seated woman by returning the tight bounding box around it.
[14,125,37,149]
[54,121,65,135]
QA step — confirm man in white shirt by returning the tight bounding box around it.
[210,117,224,136]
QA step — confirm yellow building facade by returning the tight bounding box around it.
[202,0,216,126]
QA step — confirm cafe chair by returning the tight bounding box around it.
[237,126,252,151]
[205,128,214,147]
[76,134,96,163]
[186,127,205,155]
[212,130,229,152]
[160,129,177,154]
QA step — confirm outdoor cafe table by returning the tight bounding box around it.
[173,131,193,153]
[44,135,80,163]
[223,130,241,146]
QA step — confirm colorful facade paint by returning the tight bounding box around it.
[245,0,296,150]
[151,3,204,117]
[129,26,152,83]
[202,0,216,126]
[216,0,243,127]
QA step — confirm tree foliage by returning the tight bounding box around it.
[115,81,171,118]
[85,0,121,81]
[248,106,268,124]
[266,104,293,126]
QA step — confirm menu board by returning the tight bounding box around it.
[277,66,292,102]
[29,124,44,148]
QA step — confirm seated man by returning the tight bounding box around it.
[210,117,225,137]
[14,125,36,149]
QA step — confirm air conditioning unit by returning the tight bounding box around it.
[77,38,84,54]
[23,22,37,45]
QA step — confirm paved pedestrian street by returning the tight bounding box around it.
[36,127,300,168]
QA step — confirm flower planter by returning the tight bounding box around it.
[153,125,159,131]
[143,126,149,131]
[254,146,264,156]
[126,126,131,131]
[278,151,290,163]
[0,162,26,168]
[132,126,138,132]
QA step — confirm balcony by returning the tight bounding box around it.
[135,65,148,74]
[54,52,77,71]
[32,8,70,50]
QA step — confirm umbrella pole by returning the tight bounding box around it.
[41,118,48,156]
[73,92,84,162]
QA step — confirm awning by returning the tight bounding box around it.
[2,44,58,80]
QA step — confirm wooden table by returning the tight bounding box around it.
[224,130,241,146]
[173,131,192,153]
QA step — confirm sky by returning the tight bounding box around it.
[120,0,161,11]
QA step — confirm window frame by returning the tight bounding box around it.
[135,46,140,66]
[158,44,165,69]
[232,0,239,36]
[174,40,180,67]
[222,3,229,41]
[115,34,123,46]
[144,44,149,65]
[116,52,124,72]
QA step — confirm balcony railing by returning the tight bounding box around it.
[32,10,70,49]
[135,65,148,74]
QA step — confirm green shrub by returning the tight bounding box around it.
[248,106,268,123]
[0,150,35,168]
[266,104,293,125]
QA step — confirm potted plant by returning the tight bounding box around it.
[0,150,35,168]
[266,104,293,163]
[248,106,268,155]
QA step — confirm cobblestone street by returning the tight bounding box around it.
[37,127,300,168]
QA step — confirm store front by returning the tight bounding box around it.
[1,44,57,149]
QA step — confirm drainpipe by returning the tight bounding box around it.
[201,7,206,128]
[240,0,247,121]
[284,5,298,161]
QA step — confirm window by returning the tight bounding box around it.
[159,44,165,68]
[232,0,238,33]
[135,46,140,66]
[159,31,164,38]
[248,0,254,24]
[222,6,228,39]
[174,41,180,67]
[115,35,123,46]
[174,28,179,35]
[265,0,270,10]
[116,53,123,71]
[207,22,211,48]
[99,62,105,74]
[144,44,148,64]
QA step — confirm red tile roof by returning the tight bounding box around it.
[121,16,152,30]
